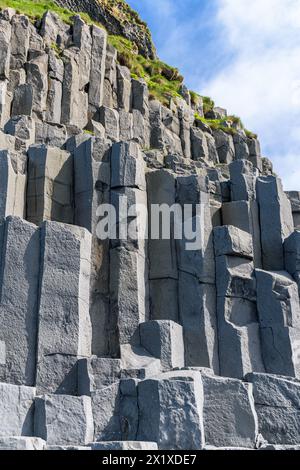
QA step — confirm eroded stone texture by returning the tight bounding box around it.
[137,373,205,450]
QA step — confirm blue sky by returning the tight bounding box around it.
[128,0,300,190]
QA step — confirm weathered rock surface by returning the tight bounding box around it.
[0,5,299,451]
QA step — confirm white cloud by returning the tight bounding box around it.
[202,0,300,190]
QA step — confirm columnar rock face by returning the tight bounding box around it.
[0,6,300,450]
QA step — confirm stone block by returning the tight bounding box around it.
[149,278,179,322]
[37,222,92,360]
[111,141,146,190]
[27,145,73,225]
[214,225,253,259]
[0,19,11,79]
[0,217,40,386]
[89,25,107,112]
[35,394,94,446]
[12,84,33,117]
[215,255,256,300]
[246,373,300,445]
[222,200,262,268]
[0,150,27,219]
[35,354,78,395]
[137,373,205,450]
[178,272,219,372]
[91,441,158,450]
[10,14,30,69]
[0,383,35,437]
[256,176,294,271]
[202,374,258,448]
[139,320,184,372]
[110,247,149,345]
[0,437,45,450]
[78,357,121,396]
[92,383,121,441]
[217,296,265,378]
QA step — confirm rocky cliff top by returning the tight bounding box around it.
[54,0,156,58]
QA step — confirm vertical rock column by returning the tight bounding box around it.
[147,169,179,323]
[74,136,111,357]
[176,175,219,372]
[27,145,73,225]
[256,176,294,271]
[36,221,92,394]
[110,142,149,354]
[0,150,27,219]
[214,225,265,378]
[0,217,40,386]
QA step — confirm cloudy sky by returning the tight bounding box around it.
[128,0,300,190]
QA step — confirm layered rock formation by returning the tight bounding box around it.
[0,4,300,450]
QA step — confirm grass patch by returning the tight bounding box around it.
[202,96,215,115]
[0,0,103,26]
[195,114,257,138]
[108,34,184,105]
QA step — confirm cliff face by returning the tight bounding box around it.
[54,0,156,58]
[0,3,300,451]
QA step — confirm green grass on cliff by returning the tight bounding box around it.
[108,34,184,105]
[0,0,101,25]
[195,114,257,139]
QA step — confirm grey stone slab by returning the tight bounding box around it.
[10,14,30,69]
[0,383,35,437]
[89,25,107,112]
[147,169,178,280]
[35,394,94,446]
[12,84,33,117]
[27,145,73,225]
[92,383,122,441]
[98,105,119,142]
[256,176,294,271]
[0,437,45,450]
[222,200,262,268]
[137,373,205,450]
[179,272,219,373]
[139,320,184,372]
[0,217,40,386]
[110,247,149,345]
[0,150,27,219]
[202,374,258,448]
[36,354,78,395]
[78,357,121,396]
[214,225,253,259]
[26,54,49,119]
[0,19,11,79]
[149,278,179,323]
[284,231,300,292]
[217,296,265,379]
[229,159,257,201]
[246,373,300,445]
[216,255,256,300]
[37,222,92,359]
[111,141,146,190]
[256,270,300,328]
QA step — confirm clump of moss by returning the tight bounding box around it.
[190,90,201,107]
